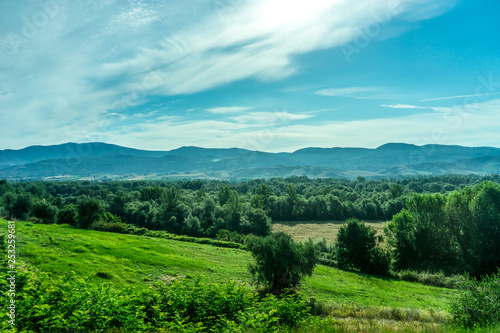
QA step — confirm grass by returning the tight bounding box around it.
[4,219,252,287]
[272,220,388,243]
[1,219,458,331]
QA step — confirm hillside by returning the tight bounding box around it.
[3,219,455,311]
[1,142,500,180]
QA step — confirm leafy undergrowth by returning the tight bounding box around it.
[1,219,459,331]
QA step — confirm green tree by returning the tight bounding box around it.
[251,184,272,211]
[125,201,159,229]
[241,208,272,236]
[57,205,78,226]
[4,192,33,220]
[77,196,104,228]
[336,218,390,275]
[247,232,317,293]
[0,179,10,196]
[469,182,500,276]
[181,214,202,236]
[32,200,58,224]
[385,193,460,273]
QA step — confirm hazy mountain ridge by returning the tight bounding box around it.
[1,142,500,180]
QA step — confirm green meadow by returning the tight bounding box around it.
[2,219,455,317]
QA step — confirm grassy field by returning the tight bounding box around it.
[1,219,458,331]
[272,220,388,243]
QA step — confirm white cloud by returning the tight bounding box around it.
[229,111,312,124]
[421,92,500,102]
[381,104,427,109]
[205,106,253,114]
[0,0,459,149]
[133,110,158,118]
[95,0,458,96]
[100,99,500,152]
[114,7,159,28]
[315,87,380,97]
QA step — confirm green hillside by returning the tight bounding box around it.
[2,219,455,312]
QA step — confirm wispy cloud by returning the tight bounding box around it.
[315,87,381,98]
[381,104,427,109]
[421,92,500,102]
[0,0,459,149]
[229,111,312,124]
[133,110,159,118]
[205,106,253,114]
[100,99,500,152]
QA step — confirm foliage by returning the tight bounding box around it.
[32,199,58,224]
[57,204,77,225]
[450,270,500,330]
[77,196,104,228]
[1,219,457,316]
[335,218,390,275]
[3,192,33,220]
[90,219,245,249]
[385,182,500,276]
[2,175,500,279]
[0,266,312,332]
[247,232,317,293]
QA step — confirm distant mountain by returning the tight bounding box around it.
[1,142,500,180]
[0,142,167,167]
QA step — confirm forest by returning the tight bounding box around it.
[2,174,500,276]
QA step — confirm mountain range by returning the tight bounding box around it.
[1,142,500,180]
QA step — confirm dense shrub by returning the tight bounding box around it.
[90,219,245,249]
[450,270,500,330]
[0,268,312,332]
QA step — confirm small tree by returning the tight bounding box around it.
[247,232,317,293]
[336,218,390,275]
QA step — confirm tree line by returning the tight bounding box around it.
[1,175,499,278]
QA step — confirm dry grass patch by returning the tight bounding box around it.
[272,220,389,243]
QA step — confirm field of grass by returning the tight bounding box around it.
[4,219,251,287]
[1,219,458,331]
[272,220,388,243]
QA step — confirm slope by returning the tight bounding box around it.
[2,219,456,311]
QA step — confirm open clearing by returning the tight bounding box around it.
[272,220,389,244]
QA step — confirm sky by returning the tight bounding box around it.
[0,0,499,152]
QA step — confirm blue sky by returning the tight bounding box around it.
[1,0,499,152]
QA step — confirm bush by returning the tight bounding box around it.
[90,219,245,250]
[336,218,390,275]
[0,268,312,332]
[450,270,500,330]
[247,232,317,293]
